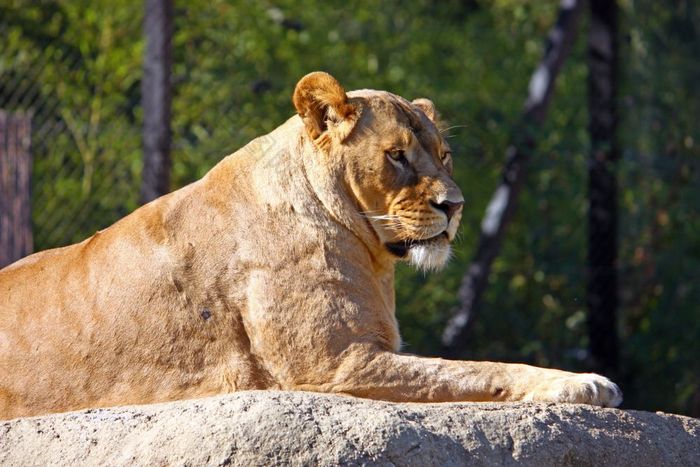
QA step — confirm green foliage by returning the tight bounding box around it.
[1,0,143,246]
[1,0,698,415]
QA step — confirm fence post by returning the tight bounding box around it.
[587,0,619,376]
[0,111,33,269]
[140,0,173,204]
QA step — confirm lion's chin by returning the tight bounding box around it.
[385,233,452,272]
[407,241,451,272]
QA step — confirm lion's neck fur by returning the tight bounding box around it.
[198,114,400,345]
[209,115,395,274]
[193,113,402,360]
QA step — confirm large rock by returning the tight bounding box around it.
[1,390,698,466]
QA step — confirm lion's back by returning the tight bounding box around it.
[0,244,82,315]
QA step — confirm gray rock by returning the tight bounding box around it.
[1,390,699,466]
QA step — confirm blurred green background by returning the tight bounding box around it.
[1,0,698,415]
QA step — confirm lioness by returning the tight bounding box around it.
[0,72,621,419]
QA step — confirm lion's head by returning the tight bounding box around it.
[293,72,464,271]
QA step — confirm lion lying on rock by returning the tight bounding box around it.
[0,72,621,419]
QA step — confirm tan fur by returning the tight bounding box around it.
[0,72,621,420]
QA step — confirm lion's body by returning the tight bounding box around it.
[0,73,621,419]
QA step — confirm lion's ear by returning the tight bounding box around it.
[412,98,438,123]
[293,71,359,144]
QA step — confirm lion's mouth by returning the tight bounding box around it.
[384,232,448,258]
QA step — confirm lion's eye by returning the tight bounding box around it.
[386,149,406,163]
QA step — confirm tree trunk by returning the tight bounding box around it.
[587,0,619,376]
[140,0,173,204]
[441,0,584,357]
[0,111,32,269]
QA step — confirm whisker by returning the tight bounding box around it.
[360,211,401,218]
[366,215,399,221]
[361,212,405,232]
[440,124,469,134]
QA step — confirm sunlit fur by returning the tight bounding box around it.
[341,88,465,274]
[408,243,452,272]
[0,71,621,420]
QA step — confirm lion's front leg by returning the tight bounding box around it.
[300,346,622,407]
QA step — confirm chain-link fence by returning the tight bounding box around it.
[0,2,302,256]
[0,18,143,253]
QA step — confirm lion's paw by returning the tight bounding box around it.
[533,373,623,408]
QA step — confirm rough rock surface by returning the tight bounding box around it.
[2,391,699,466]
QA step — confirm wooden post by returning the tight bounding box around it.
[587,0,619,376]
[0,111,33,269]
[140,0,173,204]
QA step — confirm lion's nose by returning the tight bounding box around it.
[430,200,464,221]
